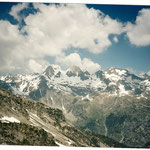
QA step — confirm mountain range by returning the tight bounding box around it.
[0,65,150,147]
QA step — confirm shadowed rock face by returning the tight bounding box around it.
[43,66,55,77]
[0,65,150,147]
[0,80,12,92]
[66,66,90,80]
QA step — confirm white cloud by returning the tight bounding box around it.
[0,3,124,74]
[113,36,118,43]
[56,53,101,73]
[126,8,150,46]
[82,58,101,73]
[9,3,29,22]
[56,53,82,68]
[28,59,49,73]
[0,19,49,74]
[23,3,123,54]
[0,20,25,72]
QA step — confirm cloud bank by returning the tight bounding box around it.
[56,53,101,73]
[0,3,124,73]
[0,3,149,74]
[126,9,150,46]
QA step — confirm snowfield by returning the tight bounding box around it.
[0,116,20,123]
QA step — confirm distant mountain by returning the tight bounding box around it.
[66,66,90,80]
[0,88,128,147]
[0,65,150,147]
[0,65,149,98]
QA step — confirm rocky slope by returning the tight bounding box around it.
[0,65,150,147]
[0,88,128,147]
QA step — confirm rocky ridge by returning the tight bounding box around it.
[0,88,128,147]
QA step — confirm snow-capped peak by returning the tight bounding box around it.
[105,67,127,75]
[0,65,149,98]
[43,65,55,77]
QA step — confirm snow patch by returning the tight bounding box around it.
[62,100,67,113]
[144,80,150,91]
[119,84,129,96]
[67,139,72,145]
[141,94,147,99]
[55,141,66,147]
[0,116,20,123]
[43,129,56,137]
[105,73,121,81]
[50,96,54,104]
[82,94,93,101]
[115,69,126,76]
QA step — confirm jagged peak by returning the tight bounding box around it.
[51,64,61,71]
[43,64,61,72]
[43,65,55,77]
[105,67,127,76]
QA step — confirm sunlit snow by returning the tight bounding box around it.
[119,84,129,96]
[0,116,20,123]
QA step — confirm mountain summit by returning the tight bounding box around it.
[43,65,55,77]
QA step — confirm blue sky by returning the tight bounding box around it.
[86,4,150,73]
[0,2,150,74]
